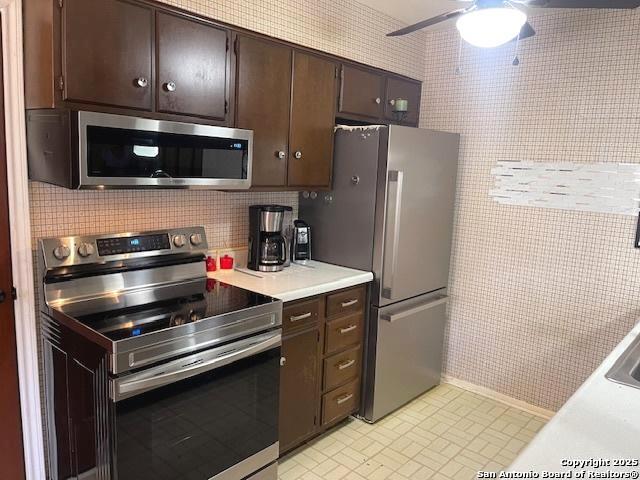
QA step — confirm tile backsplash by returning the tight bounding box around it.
[421,9,640,410]
[29,183,298,249]
[27,0,427,250]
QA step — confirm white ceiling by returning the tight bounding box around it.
[357,0,470,25]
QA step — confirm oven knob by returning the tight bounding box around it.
[190,233,203,246]
[77,242,95,258]
[189,311,200,322]
[53,245,71,261]
[173,234,186,248]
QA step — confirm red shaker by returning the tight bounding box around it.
[206,256,217,272]
[220,254,234,270]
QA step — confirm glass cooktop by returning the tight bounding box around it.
[66,280,277,342]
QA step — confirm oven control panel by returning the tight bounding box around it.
[96,234,171,256]
[40,227,208,268]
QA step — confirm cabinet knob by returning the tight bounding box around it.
[294,151,302,159]
[389,99,396,106]
[135,77,148,88]
[375,97,381,104]
[276,151,286,159]
[280,357,286,367]
[164,82,177,92]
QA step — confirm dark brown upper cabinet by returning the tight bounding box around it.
[288,52,337,188]
[338,63,422,127]
[24,0,232,125]
[156,12,230,120]
[235,35,292,188]
[338,65,385,120]
[384,76,422,126]
[235,42,335,190]
[62,0,153,110]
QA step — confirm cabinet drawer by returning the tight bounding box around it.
[324,346,361,392]
[322,379,360,426]
[325,312,363,355]
[283,298,320,333]
[326,286,365,318]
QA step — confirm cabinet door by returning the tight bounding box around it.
[279,328,319,453]
[288,52,337,188]
[157,12,229,120]
[62,0,153,110]
[384,77,422,126]
[338,65,384,119]
[236,36,292,187]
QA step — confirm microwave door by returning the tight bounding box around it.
[77,111,253,189]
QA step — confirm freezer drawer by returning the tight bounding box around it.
[363,291,448,423]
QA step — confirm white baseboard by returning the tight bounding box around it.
[442,376,556,420]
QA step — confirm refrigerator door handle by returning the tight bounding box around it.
[382,170,404,300]
[381,295,449,323]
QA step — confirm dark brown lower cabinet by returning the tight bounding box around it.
[279,328,320,452]
[279,284,367,455]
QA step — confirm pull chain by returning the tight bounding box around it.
[455,36,464,75]
[512,33,521,66]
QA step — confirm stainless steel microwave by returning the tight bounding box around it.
[26,110,253,189]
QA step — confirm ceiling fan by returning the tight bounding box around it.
[387,0,640,48]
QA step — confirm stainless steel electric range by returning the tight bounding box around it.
[39,227,281,480]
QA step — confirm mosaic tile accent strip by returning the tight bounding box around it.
[419,8,640,410]
[490,161,640,215]
[278,384,546,480]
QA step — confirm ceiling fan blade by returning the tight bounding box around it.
[387,9,469,37]
[515,0,640,7]
[518,21,536,40]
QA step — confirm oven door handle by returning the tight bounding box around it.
[112,330,281,402]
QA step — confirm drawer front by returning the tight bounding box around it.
[283,298,320,333]
[326,286,365,318]
[322,379,360,426]
[324,346,361,392]
[325,312,363,355]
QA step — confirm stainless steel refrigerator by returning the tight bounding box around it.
[299,125,460,422]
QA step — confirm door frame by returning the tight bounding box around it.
[0,0,46,478]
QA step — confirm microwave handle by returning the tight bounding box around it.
[150,169,172,178]
[112,331,281,402]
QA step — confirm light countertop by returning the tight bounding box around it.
[208,261,373,302]
[510,321,640,471]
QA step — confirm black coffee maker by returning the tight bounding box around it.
[248,205,291,272]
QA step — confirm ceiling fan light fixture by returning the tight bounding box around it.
[456,7,527,48]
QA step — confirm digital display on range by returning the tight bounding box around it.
[97,234,171,256]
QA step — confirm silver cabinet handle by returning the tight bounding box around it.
[389,99,396,106]
[135,77,148,88]
[341,299,358,308]
[280,356,287,367]
[337,393,354,405]
[375,97,381,104]
[337,359,356,370]
[294,151,303,159]
[164,81,177,92]
[382,170,404,300]
[381,295,449,323]
[276,151,286,159]
[290,312,312,322]
[339,325,357,335]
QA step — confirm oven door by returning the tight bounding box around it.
[78,110,253,189]
[111,330,280,480]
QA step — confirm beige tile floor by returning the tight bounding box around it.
[278,384,547,480]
